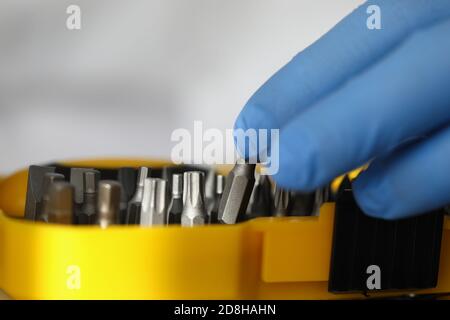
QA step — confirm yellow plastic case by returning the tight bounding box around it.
[0,159,450,300]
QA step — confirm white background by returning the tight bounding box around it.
[0,0,363,173]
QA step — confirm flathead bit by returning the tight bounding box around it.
[245,174,273,220]
[38,172,65,222]
[140,178,168,226]
[167,174,183,224]
[208,174,225,224]
[273,185,293,217]
[96,180,121,228]
[47,181,74,224]
[25,165,56,221]
[218,162,256,224]
[126,167,149,224]
[181,171,207,227]
[78,171,100,224]
[204,168,216,203]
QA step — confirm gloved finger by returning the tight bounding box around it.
[273,18,450,191]
[235,0,450,159]
[353,125,450,220]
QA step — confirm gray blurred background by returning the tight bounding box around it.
[0,0,363,173]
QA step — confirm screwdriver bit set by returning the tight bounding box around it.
[0,158,449,300]
[23,162,330,227]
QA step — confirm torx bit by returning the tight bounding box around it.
[217,162,256,224]
[38,172,65,222]
[207,174,225,224]
[96,180,121,228]
[273,185,293,217]
[245,173,273,220]
[47,181,75,224]
[24,165,56,221]
[78,171,99,224]
[126,167,149,224]
[117,167,137,224]
[167,174,183,224]
[181,171,207,227]
[140,178,168,226]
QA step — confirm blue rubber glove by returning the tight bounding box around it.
[234,0,450,220]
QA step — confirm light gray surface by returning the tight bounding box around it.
[0,0,363,173]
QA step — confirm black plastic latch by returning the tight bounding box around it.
[328,178,444,293]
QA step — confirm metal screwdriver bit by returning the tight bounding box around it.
[70,168,99,223]
[126,167,149,224]
[140,178,168,226]
[38,172,65,222]
[117,167,138,224]
[208,174,225,224]
[47,181,75,224]
[218,162,256,224]
[70,168,96,205]
[78,171,100,224]
[273,185,293,217]
[181,171,207,227]
[167,174,183,224]
[96,180,121,228]
[161,165,187,193]
[204,168,216,205]
[245,174,273,220]
[24,165,56,221]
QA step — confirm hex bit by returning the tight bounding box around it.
[70,168,99,223]
[96,180,121,228]
[273,185,293,217]
[78,171,100,224]
[24,165,56,221]
[167,174,183,224]
[140,178,168,226]
[38,172,65,222]
[245,174,273,220]
[126,167,149,224]
[218,162,256,224]
[207,174,225,224]
[47,181,75,224]
[181,171,207,226]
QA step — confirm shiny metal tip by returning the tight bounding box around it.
[181,171,207,226]
[216,175,225,195]
[47,181,74,224]
[172,174,183,198]
[137,167,149,187]
[140,178,168,226]
[42,173,65,198]
[97,180,121,227]
[83,171,99,194]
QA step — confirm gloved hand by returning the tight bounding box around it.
[234,0,450,220]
